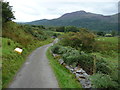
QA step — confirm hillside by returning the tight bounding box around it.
[2,21,55,88]
[26,11,118,31]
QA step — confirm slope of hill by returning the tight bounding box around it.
[2,21,54,88]
[26,11,118,31]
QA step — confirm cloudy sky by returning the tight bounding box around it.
[6,0,119,22]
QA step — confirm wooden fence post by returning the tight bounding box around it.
[93,55,96,74]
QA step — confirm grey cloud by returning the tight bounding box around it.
[7,0,118,22]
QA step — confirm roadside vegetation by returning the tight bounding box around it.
[2,1,56,88]
[2,36,53,88]
[2,22,55,88]
[50,28,119,89]
[46,48,82,88]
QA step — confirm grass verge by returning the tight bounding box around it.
[46,47,82,88]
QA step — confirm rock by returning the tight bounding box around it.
[84,81,92,88]
[70,68,74,72]
[53,60,92,88]
[63,63,66,67]
[73,67,92,88]
[72,71,76,74]
[76,68,85,74]
[75,73,80,79]
[58,59,64,65]
[53,54,58,57]
[78,78,92,88]
[65,65,70,69]
[83,73,89,77]
[76,73,86,79]
[86,80,91,85]
[65,65,73,71]
[85,83,92,88]
[79,76,86,79]
[79,79,86,86]
[70,65,73,68]
[74,67,81,72]
[52,54,60,59]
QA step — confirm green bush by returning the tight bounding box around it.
[65,26,79,32]
[56,26,65,32]
[51,45,112,75]
[90,73,118,88]
[77,54,112,74]
[96,57,112,74]
[77,54,94,74]
[62,48,80,65]
[51,45,80,65]
[51,45,61,54]
[57,47,67,54]
[60,31,96,52]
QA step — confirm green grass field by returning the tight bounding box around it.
[93,36,119,88]
[96,37,118,44]
[95,36,118,61]
[46,47,82,88]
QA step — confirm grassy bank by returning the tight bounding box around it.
[2,37,53,88]
[2,21,56,88]
[46,47,82,88]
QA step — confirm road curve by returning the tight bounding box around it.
[9,43,59,88]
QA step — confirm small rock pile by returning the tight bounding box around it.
[52,53,92,88]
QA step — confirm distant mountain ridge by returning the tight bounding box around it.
[26,11,118,31]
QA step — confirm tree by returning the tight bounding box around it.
[65,26,79,32]
[111,30,116,36]
[97,31,105,36]
[2,1,15,23]
[60,29,96,52]
[56,26,65,32]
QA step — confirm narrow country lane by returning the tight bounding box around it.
[9,42,59,88]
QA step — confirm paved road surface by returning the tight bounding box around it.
[9,42,59,88]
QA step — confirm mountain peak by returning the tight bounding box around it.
[62,10,87,16]
[59,10,89,19]
[74,10,87,13]
[26,11,117,31]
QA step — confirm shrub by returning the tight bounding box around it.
[59,32,82,49]
[90,73,118,88]
[77,54,112,74]
[58,47,67,54]
[56,26,65,32]
[65,26,79,32]
[96,57,112,74]
[65,55,78,65]
[51,44,112,75]
[60,30,96,52]
[51,45,61,54]
[77,54,94,74]
[62,48,80,65]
